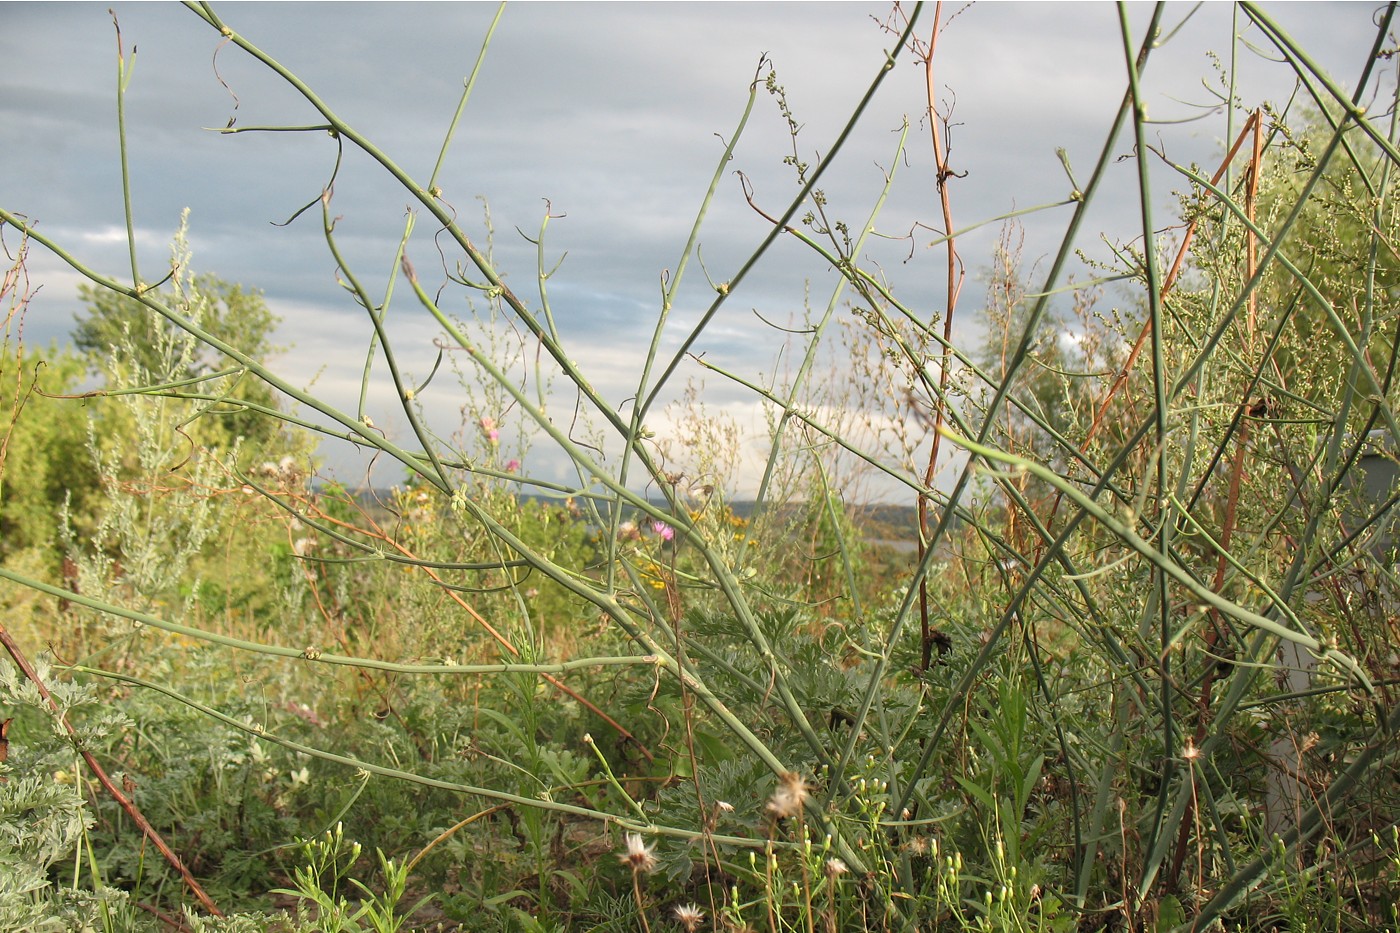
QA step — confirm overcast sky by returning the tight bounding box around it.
[2,2,1393,498]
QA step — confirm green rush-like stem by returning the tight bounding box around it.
[213,123,335,134]
[1118,4,1179,895]
[1164,491,1313,639]
[111,12,141,289]
[64,664,789,852]
[1241,3,1400,167]
[0,210,451,490]
[402,256,843,781]
[1187,695,1400,932]
[906,198,1083,251]
[0,562,663,675]
[583,734,649,823]
[636,5,927,421]
[936,427,1373,691]
[180,2,638,452]
[427,2,504,191]
[323,199,452,489]
[745,119,911,569]
[768,159,1129,499]
[1164,158,1400,448]
[611,55,766,590]
[358,211,416,425]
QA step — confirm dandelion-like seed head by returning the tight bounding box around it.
[825,857,849,878]
[766,771,809,819]
[619,832,658,874]
[673,903,706,931]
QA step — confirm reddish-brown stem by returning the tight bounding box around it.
[1167,113,1265,896]
[1036,111,1266,566]
[917,2,965,671]
[0,622,223,918]
[1083,111,1262,448]
[291,492,655,762]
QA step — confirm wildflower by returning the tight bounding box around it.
[619,832,658,874]
[651,521,675,542]
[505,459,520,472]
[766,771,809,819]
[480,416,499,444]
[673,903,705,931]
[825,857,849,878]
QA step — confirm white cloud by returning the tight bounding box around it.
[4,2,1390,501]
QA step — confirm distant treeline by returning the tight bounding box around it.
[326,486,930,546]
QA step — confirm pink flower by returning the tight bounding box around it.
[505,459,520,473]
[651,521,674,542]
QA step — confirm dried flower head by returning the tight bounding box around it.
[766,771,809,819]
[825,857,849,878]
[673,903,706,931]
[619,832,658,874]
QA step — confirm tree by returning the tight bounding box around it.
[73,218,286,456]
[74,275,278,379]
[0,343,95,565]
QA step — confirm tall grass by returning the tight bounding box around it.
[2,2,1399,930]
